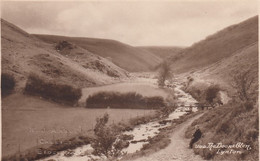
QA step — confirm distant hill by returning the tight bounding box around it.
[1,19,128,89]
[137,46,183,59]
[169,16,258,74]
[34,34,162,72]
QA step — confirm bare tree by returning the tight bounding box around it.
[157,61,173,87]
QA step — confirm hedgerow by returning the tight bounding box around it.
[86,92,165,109]
[24,74,81,106]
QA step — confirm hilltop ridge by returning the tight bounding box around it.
[168,16,258,74]
[34,34,162,72]
[1,19,128,89]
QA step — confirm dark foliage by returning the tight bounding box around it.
[1,73,15,96]
[157,61,172,87]
[55,41,74,51]
[231,67,258,102]
[205,85,221,107]
[91,113,130,158]
[24,74,82,106]
[185,83,221,108]
[86,92,165,109]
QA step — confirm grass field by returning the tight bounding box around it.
[2,94,156,157]
[79,80,170,104]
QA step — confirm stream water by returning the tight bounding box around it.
[40,82,198,161]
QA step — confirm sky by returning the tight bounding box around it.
[1,0,258,46]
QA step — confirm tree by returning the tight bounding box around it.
[231,67,257,102]
[91,113,128,159]
[157,61,173,87]
[205,85,221,107]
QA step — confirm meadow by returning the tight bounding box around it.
[2,94,156,157]
[79,81,170,104]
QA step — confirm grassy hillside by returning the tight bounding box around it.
[179,16,258,97]
[191,42,258,92]
[137,46,183,59]
[186,102,258,160]
[169,16,258,74]
[1,19,127,90]
[180,16,258,161]
[54,40,128,78]
[183,60,258,160]
[34,34,162,72]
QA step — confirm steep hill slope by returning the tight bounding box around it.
[1,19,128,90]
[169,16,258,74]
[34,34,162,72]
[180,16,258,161]
[194,42,258,89]
[137,46,183,59]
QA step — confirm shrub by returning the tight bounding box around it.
[205,85,221,107]
[216,121,230,134]
[55,41,74,51]
[91,113,129,158]
[242,101,254,111]
[1,73,15,96]
[160,105,177,117]
[86,91,165,109]
[24,74,82,106]
[185,83,222,108]
[245,129,258,141]
[231,67,257,102]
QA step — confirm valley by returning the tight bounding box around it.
[1,10,258,161]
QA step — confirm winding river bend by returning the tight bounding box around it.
[40,80,199,161]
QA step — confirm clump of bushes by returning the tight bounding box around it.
[90,60,120,78]
[55,41,74,51]
[231,67,257,103]
[185,83,222,108]
[1,73,16,96]
[24,74,82,106]
[86,92,165,109]
[205,85,221,106]
[91,113,131,159]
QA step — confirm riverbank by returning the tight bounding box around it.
[3,76,203,161]
[122,111,204,161]
[37,81,202,161]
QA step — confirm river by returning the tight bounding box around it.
[40,80,199,161]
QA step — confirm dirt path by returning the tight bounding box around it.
[135,113,205,161]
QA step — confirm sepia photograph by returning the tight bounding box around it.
[1,0,259,160]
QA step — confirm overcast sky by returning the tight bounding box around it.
[1,0,258,46]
